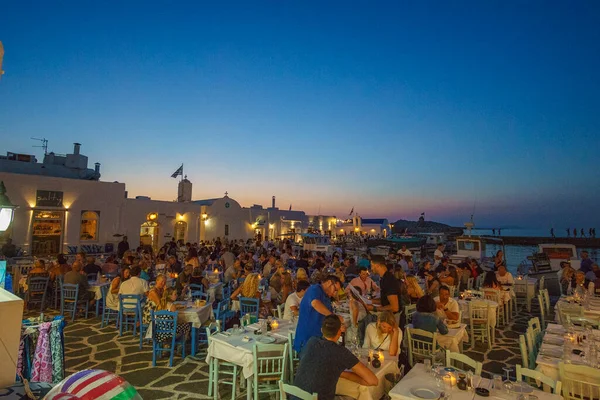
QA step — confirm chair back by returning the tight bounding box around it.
[61,283,80,301]
[525,326,537,354]
[467,277,474,290]
[558,302,583,325]
[469,300,489,324]
[447,285,457,297]
[191,290,209,302]
[537,293,546,327]
[539,276,545,291]
[28,276,49,293]
[565,315,600,329]
[276,303,284,320]
[516,364,561,394]
[482,288,501,303]
[214,299,231,325]
[252,343,288,395]
[559,361,600,400]
[406,326,438,366]
[119,294,142,314]
[404,304,417,323]
[223,282,233,299]
[189,283,204,293]
[445,351,482,375]
[151,310,178,340]
[87,273,98,282]
[278,381,317,400]
[287,331,300,382]
[239,297,260,319]
[542,288,550,314]
[475,272,486,289]
[514,282,528,298]
[519,335,530,368]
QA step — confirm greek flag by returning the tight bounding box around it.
[171,164,183,178]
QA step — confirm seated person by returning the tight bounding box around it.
[294,315,377,400]
[405,275,424,303]
[119,265,148,296]
[425,271,441,298]
[283,280,310,320]
[29,259,49,278]
[417,260,432,279]
[362,311,402,356]
[139,261,151,281]
[190,266,209,289]
[569,270,595,295]
[482,271,501,290]
[143,286,191,341]
[231,273,270,318]
[175,264,193,298]
[63,261,95,304]
[411,295,448,335]
[106,266,130,310]
[101,255,119,276]
[434,285,460,322]
[347,267,380,297]
[495,265,514,286]
[83,256,102,276]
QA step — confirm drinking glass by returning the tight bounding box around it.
[502,367,513,382]
[492,374,503,391]
[233,324,239,334]
[424,359,431,375]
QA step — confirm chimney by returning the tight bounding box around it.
[94,162,101,174]
[272,196,276,208]
[73,143,81,155]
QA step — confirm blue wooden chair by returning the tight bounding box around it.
[118,294,142,336]
[100,285,119,328]
[52,275,63,309]
[60,282,89,322]
[189,283,204,293]
[239,297,260,321]
[26,276,49,312]
[87,273,98,282]
[151,310,186,367]
[214,299,233,328]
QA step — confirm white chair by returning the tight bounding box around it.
[287,332,300,383]
[483,289,506,326]
[525,326,538,355]
[253,343,288,399]
[206,323,242,400]
[539,276,545,291]
[447,285,457,297]
[559,362,600,400]
[542,288,551,315]
[469,301,492,349]
[514,282,529,313]
[519,335,532,369]
[446,351,482,375]
[406,326,442,367]
[467,277,474,290]
[528,317,543,347]
[272,304,284,319]
[516,364,562,394]
[537,293,547,328]
[475,272,486,290]
[404,304,417,323]
[279,380,317,400]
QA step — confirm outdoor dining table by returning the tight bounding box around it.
[554,297,600,324]
[336,349,399,400]
[458,298,498,328]
[535,323,600,385]
[88,280,110,315]
[390,363,562,400]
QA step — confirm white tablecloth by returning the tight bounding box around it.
[535,323,600,387]
[88,281,110,300]
[438,324,469,353]
[554,298,600,324]
[458,299,498,328]
[391,363,562,400]
[145,302,213,338]
[336,349,399,400]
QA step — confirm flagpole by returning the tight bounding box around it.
[181,164,184,182]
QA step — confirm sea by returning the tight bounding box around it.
[467,228,600,275]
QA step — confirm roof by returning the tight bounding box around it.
[361,219,387,225]
[192,198,219,206]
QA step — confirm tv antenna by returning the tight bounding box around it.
[31,137,49,155]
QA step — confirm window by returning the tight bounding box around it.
[224,224,229,236]
[174,221,187,242]
[80,211,99,241]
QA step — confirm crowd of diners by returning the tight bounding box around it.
[22,237,573,399]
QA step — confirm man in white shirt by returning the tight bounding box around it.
[224,259,242,284]
[283,280,310,320]
[434,285,460,321]
[495,265,515,286]
[263,256,276,277]
[433,244,445,268]
[118,265,148,296]
[221,247,235,270]
[397,245,412,258]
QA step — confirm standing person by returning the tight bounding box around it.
[368,255,400,316]
[118,236,130,259]
[293,275,342,353]
[433,244,445,268]
[1,238,17,258]
[566,228,570,237]
[293,315,377,400]
[574,229,578,238]
[581,228,585,238]
[492,228,496,236]
[550,228,555,238]
[580,251,593,274]
[498,228,502,236]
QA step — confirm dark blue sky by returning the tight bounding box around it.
[1,1,599,228]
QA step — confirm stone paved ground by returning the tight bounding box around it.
[21,297,555,400]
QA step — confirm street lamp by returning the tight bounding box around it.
[0,181,16,232]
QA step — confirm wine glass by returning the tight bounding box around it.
[502,367,513,383]
[424,359,431,375]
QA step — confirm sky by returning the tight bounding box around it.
[1,1,599,229]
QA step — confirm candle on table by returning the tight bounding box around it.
[271,320,279,330]
[377,350,384,362]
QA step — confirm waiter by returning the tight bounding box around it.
[368,255,400,321]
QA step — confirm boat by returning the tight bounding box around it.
[300,233,331,254]
[447,217,505,271]
[520,243,580,296]
[385,234,426,248]
[369,245,391,256]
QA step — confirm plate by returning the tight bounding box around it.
[410,387,441,399]
[258,336,276,344]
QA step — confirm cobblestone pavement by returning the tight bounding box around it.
[21,298,554,400]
